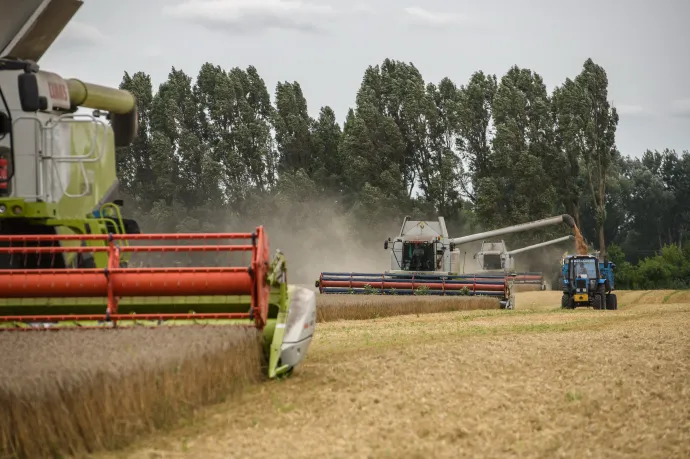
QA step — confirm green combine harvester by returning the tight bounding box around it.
[0,0,315,379]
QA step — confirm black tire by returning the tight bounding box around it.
[78,255,97,269]
[561,294,568,309]
[567,296,575,309]
[609,293,618,310]
[593,294,604,310]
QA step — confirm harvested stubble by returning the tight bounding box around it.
[0,326,264,459]
[510,283,543,293]
[316,294,499,322]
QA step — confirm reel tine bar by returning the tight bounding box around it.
[0,228,271,330]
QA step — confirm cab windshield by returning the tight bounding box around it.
[401,241,436,271]
[570,258,597,280]
[482,254,503,270]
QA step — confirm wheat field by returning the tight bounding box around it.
[0,295,495,459]
[0,327,264,459]
[91,289,690,459]
[316,294,499,322]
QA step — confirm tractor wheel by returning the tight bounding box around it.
[593,294,604,310]
[76,254,97,269]
[607,293,618,310]
[561,294,568,309]
[567,296,575,309]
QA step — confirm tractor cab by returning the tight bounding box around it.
[570,256,599,280]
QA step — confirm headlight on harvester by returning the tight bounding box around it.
[0,204,4,214]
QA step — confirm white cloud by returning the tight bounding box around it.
[54,20,108,47]
[615,104,644,116]
[352,3,375,14]
[163,0,339,34]
[669,98,690,118]
[403,6,467,26]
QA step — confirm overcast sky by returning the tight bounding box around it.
[39,0,690,158]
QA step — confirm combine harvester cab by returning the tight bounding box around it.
[316,214,576,310]
[0,0,315,378]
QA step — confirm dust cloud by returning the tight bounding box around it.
[219,199,399,289]
[513,239,576,290]
[131,199,585,292]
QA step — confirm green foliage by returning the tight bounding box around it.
[414,285,430,295]
[114,57,687,289]
[613,243,690,290]
[552,59,619,255]
[363,284,379,295]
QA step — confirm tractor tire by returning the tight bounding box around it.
[561,294,568,309]
[77,255,97,269]
[593,294,604,310]
[606,293,618,310]
[567,296,575,309]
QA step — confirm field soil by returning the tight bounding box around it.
[92,290,689,458]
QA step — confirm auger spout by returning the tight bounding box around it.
[449,214,576,246]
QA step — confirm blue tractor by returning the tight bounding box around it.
[561,254,617,310]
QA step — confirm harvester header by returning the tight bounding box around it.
[0,0,316,379]
[0,229,316,378]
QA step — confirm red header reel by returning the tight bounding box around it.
[0,227,272,330]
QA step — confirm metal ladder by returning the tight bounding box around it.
[10,112,108,202]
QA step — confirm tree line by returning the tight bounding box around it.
[114,57,689,289]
